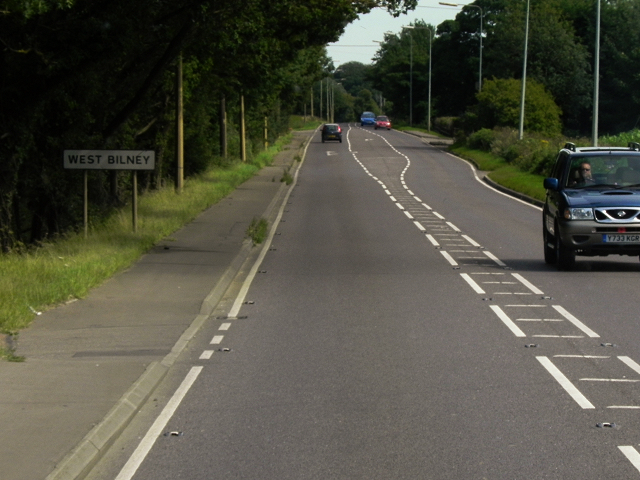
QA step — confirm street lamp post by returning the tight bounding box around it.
[403,25,433,132]
[439,2,483,91]
[518,0,530,140]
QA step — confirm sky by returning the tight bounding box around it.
[326,2,461,69]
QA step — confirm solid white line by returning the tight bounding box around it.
[532,335,584,338]
[483,251,506,267]
[210,335,224,344]
[461,235,481,247]
[619,446,640,473]
[552,305,600,338]
[115,366,203,480]
[489,305,526,337]
[554,355,610,358]
[460,273,485,294]
[609,406,640,409]
[199,350,214,360]
[425,234,439,246]
[619,356,640,375]
[414,221,426,231]
[511,273,544,295]
[536,356,595,409]
[440,251,458,266]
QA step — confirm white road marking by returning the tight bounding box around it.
[532,335,584,338]
[446,222,461,232]
[422,203,432,210]
[511,273,544,294]
[460,273,485,294]
[115,366,203,480]
[433,211,445,219]
[580,378,640,382]
[619,446,640,473]
[461,235,481,247]
[619,356,640,375]
[414,221,426,231]
[517,318,563,322]
[404,211,414,219]
[199,350,214,360]
[219,323,231,331]
[489,305,526,337]
[440,251,458,266]
[554,355,610,359]
[425,234,439,246]
[483,251,506,267]
[395,202,404,210]
[390,196,397,201]
[414,196,422,202]
[609,406,640,409]
[210,335,224,344]
[552,305,600,338]
[536,357,595,409]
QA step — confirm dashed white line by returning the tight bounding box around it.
[536,356,595,409]
[552,305,600,338]
[446,222,461,232]
[414,221,426,231]
[199,350,214,360]
[511,273,544,294]
[440,251,458,266]
[619,446,640,473]
[461,235,481,247]
[489,305,526,337]
[210,335,224,344]
[483,251,506,267]
[432,211,445,219]
[219,323,231,331]
[460,273,485,294]
[404,211,414,219]
[425,234,439,246]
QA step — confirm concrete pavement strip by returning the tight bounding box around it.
[0,130,313,480]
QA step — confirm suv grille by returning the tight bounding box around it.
[594,207,640,223]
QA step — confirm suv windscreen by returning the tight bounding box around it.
[565,155,640,188]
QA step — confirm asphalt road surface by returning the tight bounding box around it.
[88,125,640,479]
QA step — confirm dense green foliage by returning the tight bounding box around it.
[0,0,417,249]
[368,0,640,137]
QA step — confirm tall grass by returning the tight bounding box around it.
[0,135,299,335]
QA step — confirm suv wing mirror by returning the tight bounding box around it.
[544,178,559,191]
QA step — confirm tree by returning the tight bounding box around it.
[475,77,562,135]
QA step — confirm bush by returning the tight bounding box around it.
[476,78,562,136]
[467,128,495,151]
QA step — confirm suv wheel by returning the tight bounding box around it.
[543,225,557,265]
[555,223,575,270]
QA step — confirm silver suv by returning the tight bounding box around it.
[543,142,640,269]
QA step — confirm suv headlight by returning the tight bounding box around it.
[564,207,594,220]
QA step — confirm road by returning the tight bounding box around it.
[88,125,640,479]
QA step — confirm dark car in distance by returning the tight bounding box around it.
[321,123,342,143]
[543,142,640,269]
[374,116,391,130]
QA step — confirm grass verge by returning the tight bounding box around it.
[450,145,546,202]
[0,135,295,336]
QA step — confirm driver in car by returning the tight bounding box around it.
[570,161,595,186]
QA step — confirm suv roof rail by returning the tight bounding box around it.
[629,142,640,151]
[564,142,576,152]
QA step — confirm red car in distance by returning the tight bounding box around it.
[374,115,391,130]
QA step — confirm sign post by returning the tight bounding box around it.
[64,150,155,234]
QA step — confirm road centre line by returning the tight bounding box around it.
[536,357,595,409]
[115,366,203,480]
[483,251,507,267]
[552,305,600,338]
[460,273,485,293]
[446,222,461,232]
[425,234,439,246]
[511,273,544,294]
[619,356,640,375]
[440,251,458,266]
[619,447,640,473]
[489,305,526,337]
[461,235,481,247]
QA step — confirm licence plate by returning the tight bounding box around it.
[603,234,640,243]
